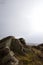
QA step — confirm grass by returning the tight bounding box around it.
[15,47,43,65]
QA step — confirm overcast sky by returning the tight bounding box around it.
[0,0,43,44]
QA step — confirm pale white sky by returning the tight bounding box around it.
[0,0,43,43]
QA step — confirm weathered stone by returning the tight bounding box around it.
[10,39,25,55]
[19,38,26,45]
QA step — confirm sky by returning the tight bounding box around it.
[0,0,43,44]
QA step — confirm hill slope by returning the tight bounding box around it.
[0,36,43,65]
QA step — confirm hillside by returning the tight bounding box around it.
[0,36,43,65]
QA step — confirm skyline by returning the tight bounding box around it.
[0,0,43,43]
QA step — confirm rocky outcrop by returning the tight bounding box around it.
[0,36,18,65]
[19,38,26,45]
[0,36,26,65]
[0,36,43,65]
[10,39,25,55]
[0,47,15,65]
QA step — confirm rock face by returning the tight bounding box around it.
[0,36,43,65]
[0,36,26,65]
[0,36,18,65]
[10,39,25,55]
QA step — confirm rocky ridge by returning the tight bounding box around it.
[0,36,43,65]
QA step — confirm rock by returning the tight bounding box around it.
[2,53,15,65]
[19,38,26,45]
[0,47,15,65]
[0,48,9,59]
[0,36,15,43]
[0,42,6,50]
[38,44,43,47]
[10,39,25,55]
